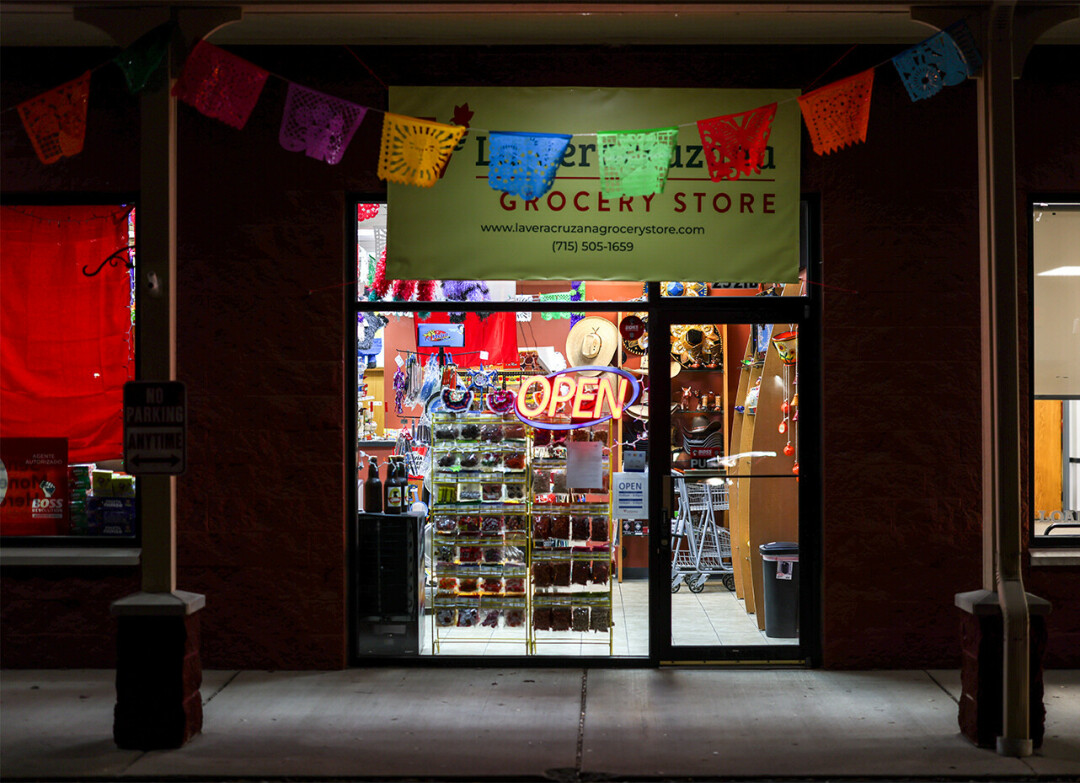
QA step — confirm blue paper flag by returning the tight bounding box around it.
[945,20,983,74]
[488,131,572,200]
[892,29,971,102]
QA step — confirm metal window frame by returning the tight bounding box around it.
[346,193,822,667]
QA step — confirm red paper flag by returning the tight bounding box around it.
[171,40,268,129]
[16,71,91,165]
[798,69,875,155]
[697,103,777,182]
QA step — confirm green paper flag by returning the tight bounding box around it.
[113,22,172,94]
[597,127,679,197]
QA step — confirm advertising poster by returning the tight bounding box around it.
[388,86,801,282]
[0,437,69,536]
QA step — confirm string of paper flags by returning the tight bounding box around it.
[15,19,981,201]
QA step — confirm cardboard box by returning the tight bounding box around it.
[87,497,136,536]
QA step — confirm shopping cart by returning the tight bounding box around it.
[670,477,734,593]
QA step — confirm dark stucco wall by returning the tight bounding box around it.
[2,43,1077,669]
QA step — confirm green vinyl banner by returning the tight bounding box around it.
[387,86,801,282]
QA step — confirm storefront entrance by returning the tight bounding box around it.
[654,302,815,663]
[349,202,819,665]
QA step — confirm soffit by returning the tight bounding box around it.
[2,2,1078,47]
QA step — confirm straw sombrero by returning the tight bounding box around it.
[565,316,619,377]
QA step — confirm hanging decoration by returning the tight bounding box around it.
[357,312,387,351]
[487,131,573,200]
[377,113,467,187]
[569,280,585,327]
[357,203,380,221]
[892,30,970,102]
[14,17,990,252]
[171,40,269,130]
[279,83,367,164]
[696,103,777,182]
[440,280,491,322]
[539,282,586,320]
[416,280,437,302]
[16,71,91,165]
[393,366,407,415]
[369,249,391,299]
[597,127,679,196]
[112,22,172,94]
[770,329,798,365]
[798,68,875,155]
[391,278,417,301]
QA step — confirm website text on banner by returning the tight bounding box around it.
[387,86,800,283]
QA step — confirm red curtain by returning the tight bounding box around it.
[0,205,134,463]
[416,311,519,368]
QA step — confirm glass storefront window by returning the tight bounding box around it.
[0,204,138,542]
[351,198,815,661]
[355,306,651,657]
[1032,202,1080,547]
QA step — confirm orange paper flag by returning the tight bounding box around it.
[17,71,91,165]
[798,68,875,155]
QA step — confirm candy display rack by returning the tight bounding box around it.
[430,410,530,653]
[528,419,615,655]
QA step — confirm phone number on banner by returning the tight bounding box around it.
[552,241,634,253]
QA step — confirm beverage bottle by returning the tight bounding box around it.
[385,456,405,514]
[364,456,383,513]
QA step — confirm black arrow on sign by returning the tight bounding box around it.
[130,455,181,468]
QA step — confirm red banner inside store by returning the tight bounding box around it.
[0,205,134,464]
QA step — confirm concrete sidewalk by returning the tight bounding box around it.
[2,668,1078,781]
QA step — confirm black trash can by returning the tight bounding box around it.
[759,542,799,638]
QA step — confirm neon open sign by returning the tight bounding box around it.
[515,366,642,431]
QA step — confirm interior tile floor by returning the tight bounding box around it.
[424,578,799,657]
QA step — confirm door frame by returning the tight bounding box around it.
[646,205,823,666]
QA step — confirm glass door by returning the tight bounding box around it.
[651,296,813,662]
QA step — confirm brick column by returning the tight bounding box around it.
[112,591,204,750]
[956,589,1051,750]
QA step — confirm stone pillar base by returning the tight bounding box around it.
[111,590,205,750]
[955,589,1050,750]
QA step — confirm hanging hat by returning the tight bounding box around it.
[625,387,682,421]
[565,316,619,377]
[620,312,648,356]
[628,353,681,378]
[626,387,649,420]
[671,324,721,369]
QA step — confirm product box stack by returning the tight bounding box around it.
[87,468,137,535]
[68,464,93,534]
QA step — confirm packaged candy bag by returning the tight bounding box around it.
[552,607,572,631]
[572,560,592,585]
[554,560,572,587]
[532,561,554,588]
[592,560,610,584]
